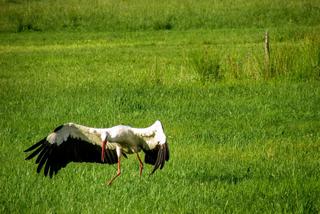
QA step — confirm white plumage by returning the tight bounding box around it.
[24,120,169,185]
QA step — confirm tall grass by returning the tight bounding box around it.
[0,0,319,32]
[190,47,223,83]
[189,32,320,82]
[1,0,319,81]
[270,37,320,80]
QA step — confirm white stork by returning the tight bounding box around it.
[24,120,169,185]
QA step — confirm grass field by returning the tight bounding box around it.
[1,0,320,213]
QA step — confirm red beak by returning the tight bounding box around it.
[101,140,106,162]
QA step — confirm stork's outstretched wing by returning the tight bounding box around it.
[24,123,118,178]
[144,143,169,174]
[134,120,170,174]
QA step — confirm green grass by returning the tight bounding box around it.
[0,0,319,32]
[0,0,320,212]
[1,30,319,213]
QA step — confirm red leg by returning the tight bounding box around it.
[101,140,108,162]
[136,153,144,176]
[107,158,121,185]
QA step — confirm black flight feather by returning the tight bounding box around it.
[24,138,45,153]
[25,136,118,177]
[144,143,169,175]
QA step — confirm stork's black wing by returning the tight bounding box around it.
[24,137,118,178]
[144,142,169,174]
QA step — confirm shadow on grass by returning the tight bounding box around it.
[185,167,252,185]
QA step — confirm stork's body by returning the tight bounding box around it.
[24,120,169,185]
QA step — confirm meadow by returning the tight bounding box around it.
[0,0,320,213]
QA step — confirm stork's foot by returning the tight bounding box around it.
[106,159,121,186]
[106,170,121,186]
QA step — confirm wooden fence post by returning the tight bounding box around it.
[264,31,270,79]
